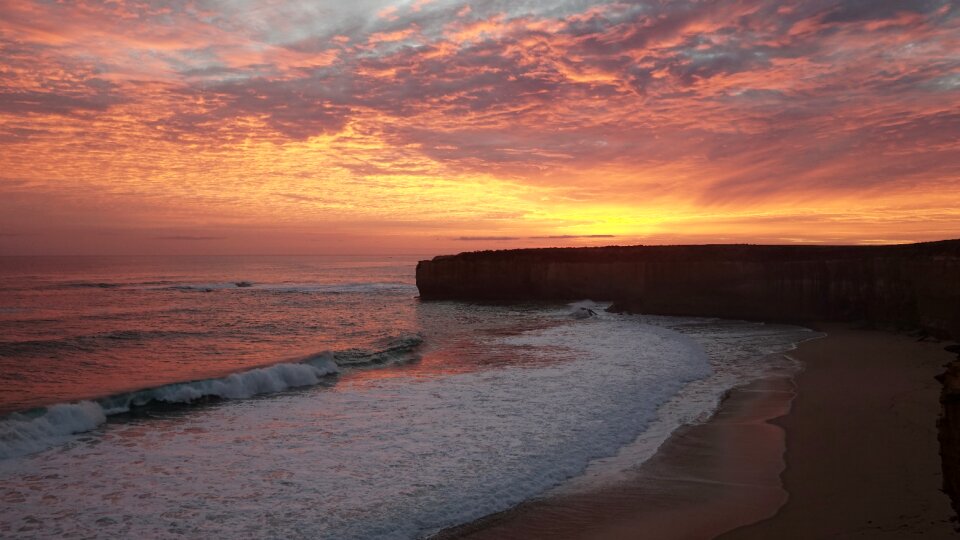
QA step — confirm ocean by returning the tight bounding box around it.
[0,255,816,538]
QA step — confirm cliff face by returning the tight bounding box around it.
[417,241,960,338]
[938,355,960,523]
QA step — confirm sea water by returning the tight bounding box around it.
[0,256,815,538]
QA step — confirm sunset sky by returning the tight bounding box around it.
[1,0,958,255]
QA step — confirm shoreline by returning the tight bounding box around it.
[434,324,956,539]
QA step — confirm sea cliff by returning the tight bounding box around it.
[939,347,960,522]
[416,240,960,339]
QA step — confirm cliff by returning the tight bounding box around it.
[938,351,960,523]
[417,240,960,339]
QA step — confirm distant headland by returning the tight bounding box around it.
[417,240,960,340]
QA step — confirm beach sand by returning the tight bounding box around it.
[436,325,956,539]
[723,325,956,539]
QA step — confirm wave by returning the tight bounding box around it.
[62,281,121,289]
[333,334,425,367]
[163,283,247,292]
[0,402,106,459]
[0,334,423,460]
[304,282,418,295]
[95,356,341,415]
[0,330,209,357]
[45,280,417,295]
[156,281,418,296]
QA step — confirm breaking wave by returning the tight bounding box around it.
[0,334,423,460]
[0,402,106,459]
[161,281,417,295]
[43,280,417,295]
[0,330,210,357]
[62,281,121,289]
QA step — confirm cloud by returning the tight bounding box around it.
[154,236,227,241]
[1,0,958,253]
[0,90,123,116]
[458,234,616,241]
[530,235,615,239]
[818,0,949,24]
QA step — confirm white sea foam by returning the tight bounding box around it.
[99,356,341,415]
[554,310,820,494]
[0,402,106,460]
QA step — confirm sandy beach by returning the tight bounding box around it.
[437,325,957,539]
[723,325,956,539]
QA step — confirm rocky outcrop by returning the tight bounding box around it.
[417,240,960,338]
[939,351,960,526]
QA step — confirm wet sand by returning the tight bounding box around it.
[435,325,956,539]
[722,325,955,539]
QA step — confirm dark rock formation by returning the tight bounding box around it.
[417,240,960,338]
[939,353,960,527]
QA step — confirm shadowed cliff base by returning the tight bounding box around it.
[416,240,960,340]
[937,349,960,523]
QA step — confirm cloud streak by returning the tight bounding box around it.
[458,234,616,241]
[154,236,227,241]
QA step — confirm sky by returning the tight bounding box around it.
[0,0,958,255]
